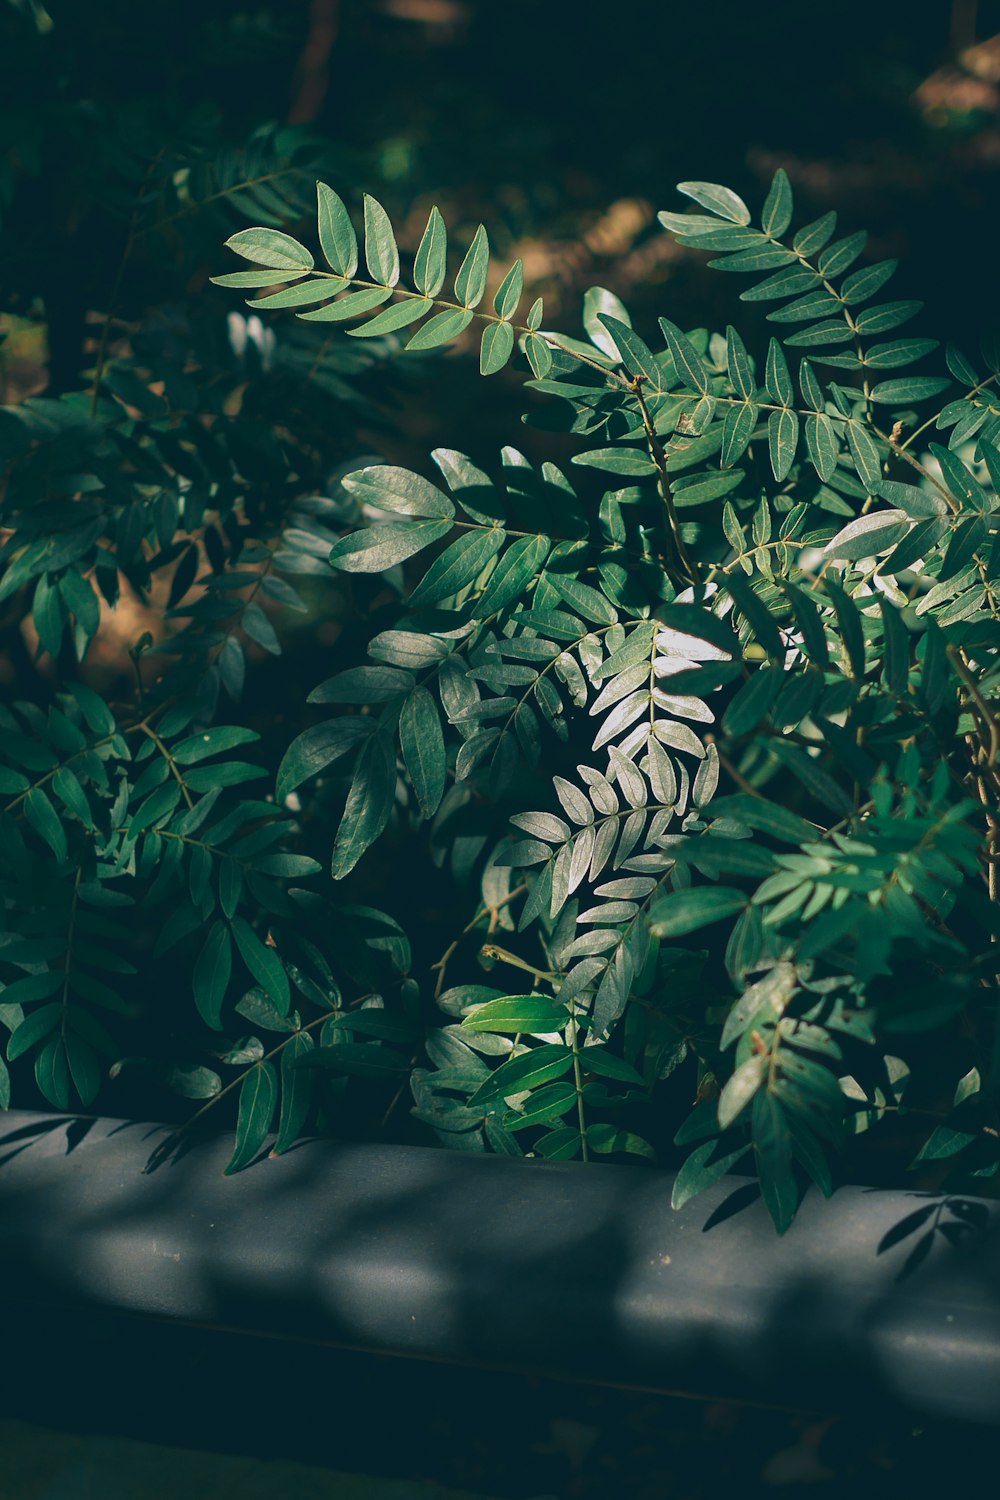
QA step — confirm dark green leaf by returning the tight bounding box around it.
[413,205,447,296]
[657,318,708,394]
[363,193,400,286]
[400,686,446,818]
[405,307,474,350]
[408,527,506,606]
[317,181,358,277]
[480,320,515,375]
[276,718,371,800]
[718,1055,767,1129]
[761,168,793,237]
[467,1043,574,1105]
[225,1061,278,1173]
[462,995,568,1033]
[454,224,490,307]
[231,917,289,1013]
[331,730,397,879]
[274,1032,315,1154]
[328,518,452,573]
[224,228,314,272]
[649,886,747,939]
[193,921,231,1030]
[676,180,751,225]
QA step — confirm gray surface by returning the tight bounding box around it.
[1,1110,998,1424]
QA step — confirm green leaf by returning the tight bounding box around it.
[599,314,663,387]
[193,920,231,1030]
[363,193,400,286]
[454,224,490,307]
[7,1002,62,1062]
[231,917,289,1013]
[467,1043,574,1105]
[408,527,506,606]
[792,211,837,256]
[845,421,883,492]
[671,469,744,508]
[328,518,452,573]
[764,337,793,405]
[930,443,991,512]
[581,1049,645,1085]
[225,1061,278,1173]
[721,402,757,467]
[65,1035,100,1106]
[167,1064,223,1099]
[406,307,474,350]
[35,1036,70,1109]
[880,599,909,695]
[718,1055,768,1129]
[347,298,432,338]
[413,205,448,296]
[854,301,922,334]
[582,286,630,356]
[400,686,446,818]
[317,181,358,277]
[274,1032,316,1154]
[224,228,314,272]
[298,286,392,322]
[480,320,515,374]
[649,886,747,939]
[251,278,346,309]
[342,464,455,520]
[572,448,655,476]
[172,726,259,764]
[212,269,310,288]
[276,718,371,801]
[24,788,67,861]
[725,325,755,399]
[473,533,550,617]
[753,1090,798,1233]
[841,259,897,304]
[818,231,867,277]
[672,1139,751,1209]
[825,509,910,560]
[493,259,524,320]
[740,265,822,303]
[524,332,553,378]
[725,572,785,658]
[462,995,568,1033]
[723,664,784,735]
[236,988,297,1033]
[658,318,708,394]
[331,729,397,879]
[768,407,799,482]
[761,168,793,237]
[805,412,839,480]
[869,376,951,404]
[676,180,751,225]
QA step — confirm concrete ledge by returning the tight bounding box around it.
[0,1111,998,1424]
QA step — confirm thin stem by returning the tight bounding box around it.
[139,723,194,809]
[630,376,701,586]
[569,1008,590,1164]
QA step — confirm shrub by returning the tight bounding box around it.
[2,161,999,1228]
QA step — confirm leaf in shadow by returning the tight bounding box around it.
[895,1229,934,1283]
[702,1181,761,1232]
[877,1201,936,1255]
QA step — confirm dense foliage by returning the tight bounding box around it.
[3,104,1000,1225]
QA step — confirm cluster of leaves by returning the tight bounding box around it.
[3,57,1000,1224]
[0,4,442,1170]
[209,172,1000,1224]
